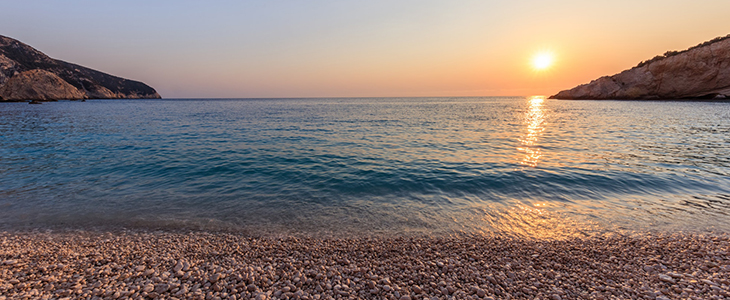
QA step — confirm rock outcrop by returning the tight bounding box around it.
[0,34,160,101]
[551,35,730,100]
[0,69,86,101]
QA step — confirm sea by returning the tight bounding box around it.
[1,97,729,238]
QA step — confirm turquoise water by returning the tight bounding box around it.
[1,97,729,238]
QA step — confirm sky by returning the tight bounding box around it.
[2,0,729,98]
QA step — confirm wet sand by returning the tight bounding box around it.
[1,230,729,300]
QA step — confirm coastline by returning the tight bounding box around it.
[1,229,728,300]
[548,97,730,102]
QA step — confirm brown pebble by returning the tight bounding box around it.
[658,274,675,283]
[3,260,17,265]
[173,262,184,273]
[476,289,486,297]
[0,230,727,300]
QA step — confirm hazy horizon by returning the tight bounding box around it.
[3,0,729,98]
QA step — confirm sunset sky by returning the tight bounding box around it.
[2,0,729,98]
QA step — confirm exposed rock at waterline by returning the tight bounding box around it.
[551,34,730,100]
[0,34,160,101]
[0,69,86,101]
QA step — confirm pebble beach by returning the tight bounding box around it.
[1,230,729,300]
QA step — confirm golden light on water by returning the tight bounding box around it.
[517,96,546,167]
[474,202,605,240]
[531,51,554,71]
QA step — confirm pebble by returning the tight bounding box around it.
[476,288,486,297]
[667,272,683,278]
[155,284,169,293]
[658,274,675,283]
[0,230,727,300]
[173,261,184,273]
[3,260,17,265]
[368,281,376,289]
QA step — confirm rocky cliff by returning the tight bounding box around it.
[0,35,161,101]
[551,35,730,100]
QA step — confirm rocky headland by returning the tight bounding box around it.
[551,35,730,100]
[0,35,160,101]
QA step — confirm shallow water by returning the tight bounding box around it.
[1,97,729,238]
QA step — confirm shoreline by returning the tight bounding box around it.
[1,229,728,300]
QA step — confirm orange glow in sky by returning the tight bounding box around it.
[2,1,730,98]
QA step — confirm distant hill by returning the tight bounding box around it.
[0,34,160,101]
[551,34,730,100]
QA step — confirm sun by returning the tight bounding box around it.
[531,51,554,71]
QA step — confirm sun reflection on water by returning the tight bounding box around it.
[471,202,607,240]
[470,96,615,239]
[517,96,546,167]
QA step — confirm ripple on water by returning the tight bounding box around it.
[0,97,729,238]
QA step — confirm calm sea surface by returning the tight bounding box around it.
[1,97,729,238]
